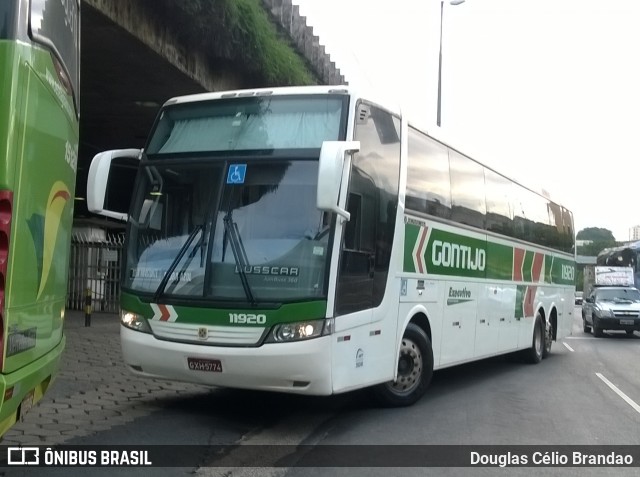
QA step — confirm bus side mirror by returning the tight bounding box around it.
[87,148,141,221]
[317,141,360,221]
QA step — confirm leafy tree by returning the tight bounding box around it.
[576,227,615,242]
[576,227,616,257]
[577,241,615,257]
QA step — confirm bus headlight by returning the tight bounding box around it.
[266,319,332,343]
[121,310,152,333]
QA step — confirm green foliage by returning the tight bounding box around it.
[577,241,615,257]
[143,0,315,86]
[227,0,315,85]
[576,227,617,258]
[576,227,615,242]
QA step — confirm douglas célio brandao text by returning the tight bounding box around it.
[470,451,634,467]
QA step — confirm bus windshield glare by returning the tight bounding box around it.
[124,95,347,304]
[146,95,345,154]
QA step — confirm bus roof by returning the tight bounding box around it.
[160,85,570,214]
[162,84,403,120]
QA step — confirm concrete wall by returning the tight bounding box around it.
[84,0,345,90]
[84,0,245,91]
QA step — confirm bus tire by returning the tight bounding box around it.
[372,323,433,407]
[542,317,553,359]
[523,313,544,364]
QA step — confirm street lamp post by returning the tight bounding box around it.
[436,0,466,127]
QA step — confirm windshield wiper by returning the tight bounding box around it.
[153,225,203,302]
[223,212,256,306]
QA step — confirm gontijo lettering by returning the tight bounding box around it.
[432,240,486,271]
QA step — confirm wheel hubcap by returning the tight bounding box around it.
[387,338,423,395]
[545,323,553,353]
[534,322,542,356]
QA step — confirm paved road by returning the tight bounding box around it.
[1,307,639,477]
[1,310,209,446]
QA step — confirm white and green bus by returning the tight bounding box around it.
[88,86,575,406]
[0,0,80,435]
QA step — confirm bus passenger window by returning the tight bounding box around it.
[449,151,486,229]
[406,128,451,219]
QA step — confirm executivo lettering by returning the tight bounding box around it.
[432,240,486,271]
[449,287,471,299]
[447,286,474,305]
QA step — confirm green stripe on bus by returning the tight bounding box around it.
[120,292,327,326]
[403,222,575,284]
[548,256,576,285]
[522,251,534,282]
[486,242,513,280]
[425,229,486,278]
[404,223,420,273]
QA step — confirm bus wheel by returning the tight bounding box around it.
[373,323,433,407]
[523,313,543,364]
[542,318,553,359]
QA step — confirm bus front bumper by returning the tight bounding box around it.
[121,325,333,395]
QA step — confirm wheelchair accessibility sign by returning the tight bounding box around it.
[227,164,247,184]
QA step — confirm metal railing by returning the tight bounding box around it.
[67,233,125,313]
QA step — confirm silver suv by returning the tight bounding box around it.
[582,286,640,337]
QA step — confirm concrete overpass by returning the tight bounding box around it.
[76,0,344,221]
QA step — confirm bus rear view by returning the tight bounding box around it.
[0,0,80,435]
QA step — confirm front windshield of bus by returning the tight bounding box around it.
[125,161,330,303]
[123,94,347,304]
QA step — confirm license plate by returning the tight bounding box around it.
[187,358,222,372]
[20,390,35,420]
[620,319,634,325]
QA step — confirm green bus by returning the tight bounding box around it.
[0,0,80,436]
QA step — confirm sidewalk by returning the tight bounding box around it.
[1,310,209,445]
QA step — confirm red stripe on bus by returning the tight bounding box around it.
[513,248,525,281]
[532,253,544,282]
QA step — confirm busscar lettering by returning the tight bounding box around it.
[235,265,299,276]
